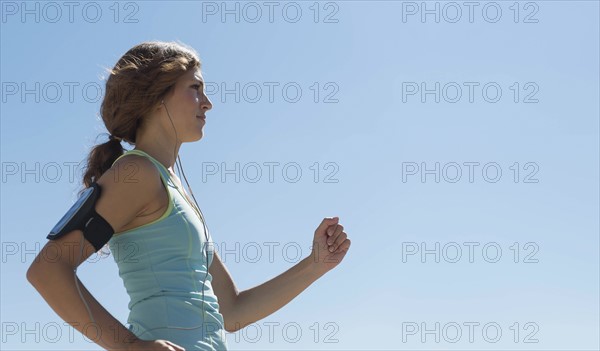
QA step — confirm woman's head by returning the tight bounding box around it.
[80,40,211,193]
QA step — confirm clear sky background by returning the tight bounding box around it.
[1,1,599,350]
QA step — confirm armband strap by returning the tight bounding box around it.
[82,210,115,251]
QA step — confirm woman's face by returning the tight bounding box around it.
[161,67,212,142]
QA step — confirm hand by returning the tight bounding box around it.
[308,217,351,274]
[125,338,186,351]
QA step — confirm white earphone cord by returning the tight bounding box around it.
[75,235,96,325]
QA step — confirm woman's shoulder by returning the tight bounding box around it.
[114,152,161,176]
[93,154,164,234]
[100,153,163,199]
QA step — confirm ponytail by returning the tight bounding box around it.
[79,134,124,197]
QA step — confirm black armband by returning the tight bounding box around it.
[47,182,115,252]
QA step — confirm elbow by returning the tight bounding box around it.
[26,264,40,286]
[224,320,243,333]
[26,260,64,285]
[26,260,46,285]
[26,251,46,284]
[222,311,239,333]
[222,310,245,333]
[220,292,242,333]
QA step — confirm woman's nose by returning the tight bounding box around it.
[201,95,212,111]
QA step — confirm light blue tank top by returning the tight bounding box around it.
[107,149,228,350]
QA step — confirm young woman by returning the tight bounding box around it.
[26,41,351,351]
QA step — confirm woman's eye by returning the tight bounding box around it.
[191,84,201,90]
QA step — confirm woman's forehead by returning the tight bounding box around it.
[184,68,204,81]
[175,68,204,87]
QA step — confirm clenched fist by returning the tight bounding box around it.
[308,217,351,274]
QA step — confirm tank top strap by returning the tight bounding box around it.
[111,149,172,186]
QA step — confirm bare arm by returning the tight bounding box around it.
[27,248,139,351]
[211,217,351,332]
[210,252,323,332]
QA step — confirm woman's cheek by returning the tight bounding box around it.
[185,90,199,101]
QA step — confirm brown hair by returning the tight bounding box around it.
[79,40,201,197]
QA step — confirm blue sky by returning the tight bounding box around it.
[1,1,599,350]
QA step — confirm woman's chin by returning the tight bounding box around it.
[193,131,204,142]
